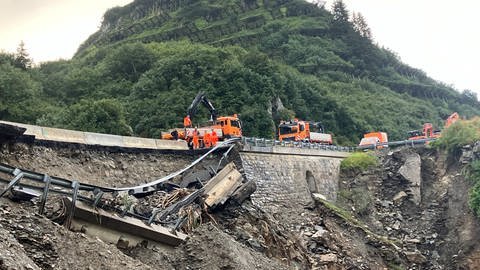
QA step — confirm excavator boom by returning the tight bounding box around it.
[186,92,217,122]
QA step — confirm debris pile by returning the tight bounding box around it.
[336,146,480,269]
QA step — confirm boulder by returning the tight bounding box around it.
[398,153,422,205]
[393,191,408,203]
[405,250,427,264]
[318,253,338,264]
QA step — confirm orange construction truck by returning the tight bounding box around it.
[161,92,242,148]
[278,119,333,144]
[407,112,459,141]
[358,132,388,149]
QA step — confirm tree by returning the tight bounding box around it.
[60,99,133,135]
[0,52,15,66]
[352,12,372,40]
[14,41,33,70]
[312,0,326,8]
[330,0,351,37]
[0,62,38,121]
[460,89,479,107]
[331,0,349,22]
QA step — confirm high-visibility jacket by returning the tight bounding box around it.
[184,116,192,127]
[204,132,211,148]
[192,130,199,149]
[211,131,218,145]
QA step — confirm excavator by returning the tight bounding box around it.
[161,92,242,146]
[278,119,332,144]
[407,112,459,141]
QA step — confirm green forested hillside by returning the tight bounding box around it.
[1,0,479,144]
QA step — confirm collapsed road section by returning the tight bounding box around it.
[0,131,255,251]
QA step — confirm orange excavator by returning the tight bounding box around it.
[278,119,333,144]
[407,112,459,141]
[161,92,242,147]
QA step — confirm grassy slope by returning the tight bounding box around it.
[29,0,480,142]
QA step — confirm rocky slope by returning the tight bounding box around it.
[334,143,480,269]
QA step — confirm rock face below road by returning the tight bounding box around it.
[337,146,480,269]
[397,152,422,205]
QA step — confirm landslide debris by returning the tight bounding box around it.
[0,199,151,270]
[2,140,480,269]
[335,145,480,269]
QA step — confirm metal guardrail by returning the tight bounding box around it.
[241,137,355,152]
[242,136,437,152]
[356,138,437,150]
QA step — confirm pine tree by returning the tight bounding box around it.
[352,12,372,40]
[331,0,349,22]
[14,41,33,70]
[330,0,350,37]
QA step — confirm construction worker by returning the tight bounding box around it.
[203,131,212,148]
[183,115,192,127]
[192,128,200,149]
[211,129,218,146]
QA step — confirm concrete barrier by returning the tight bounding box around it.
[84,132,124,147]
[154,139,189,150]
[123,136,158,149]
[0,120,189,151]
[41,127,86,144]
[0,121,46,140]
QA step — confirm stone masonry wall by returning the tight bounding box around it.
[240,152,341,218]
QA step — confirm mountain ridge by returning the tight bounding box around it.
[1,0,479,144]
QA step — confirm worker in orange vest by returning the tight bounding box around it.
[210,129,218,146]
[192,128,200,149]
[203,131,211,148]
[183,115,192,127]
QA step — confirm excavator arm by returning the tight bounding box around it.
[186,92,217,122]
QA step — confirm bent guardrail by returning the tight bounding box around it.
[0,138,241,230]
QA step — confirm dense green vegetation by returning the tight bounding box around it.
[1,0,479,144]
[340,152,377,171]
[467,160,480,217]
[433,118,480,153]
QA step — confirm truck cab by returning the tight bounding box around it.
[213,115,242,138]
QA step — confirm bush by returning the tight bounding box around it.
[466,160,480,217]
[433,117,480,153]
[340,152,378,171]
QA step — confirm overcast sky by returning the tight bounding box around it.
[1,0,479,96]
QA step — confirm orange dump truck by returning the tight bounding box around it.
[278,119,332,144]
[358,132,388,149]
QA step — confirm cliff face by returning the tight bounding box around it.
[333,144,480,269]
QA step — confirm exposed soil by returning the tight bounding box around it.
[1,140,480,269]
[0,141,196,188]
